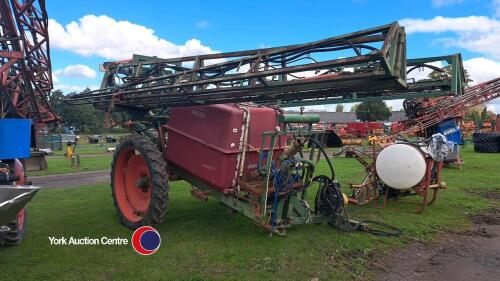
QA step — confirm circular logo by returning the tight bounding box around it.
[131,226,161,255]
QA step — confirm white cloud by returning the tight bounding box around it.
[49,15,219,60]
[432,0,464,7]
[400,16,500,59]
[54,84,99,93]
[195,20,211,28]
[54,64,96,79]
[463,56,500,114]
[400,16,498,33]
[400,14,500,113]
[463,57,500,85]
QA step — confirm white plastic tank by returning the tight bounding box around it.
[375,143,427,190]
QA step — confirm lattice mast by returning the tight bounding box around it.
[0,0,57,123]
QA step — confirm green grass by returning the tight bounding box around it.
[28,156,112,177]
[2,146,499,280]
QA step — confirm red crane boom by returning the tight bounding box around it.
[0,0,57,123]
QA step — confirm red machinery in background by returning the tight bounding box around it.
[0,0,57,246]
[332,122,385,146]
[345,122,384,138]
[342,78,500,209]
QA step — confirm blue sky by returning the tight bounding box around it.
[46,0,500,111]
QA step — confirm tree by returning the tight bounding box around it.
[428,65,473,87]
[49,88,105,132]
[335,104,344,112]
[355,100,391,121]
[481,107,488,120]
[464,108,481,122]
[464,106,495,123]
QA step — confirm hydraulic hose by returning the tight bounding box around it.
[307,137,335,180]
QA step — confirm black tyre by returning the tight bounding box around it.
[111,134,169,229]
[474,141,500,153]
[472,132,500,143]
[325,131,343,148]
[473,132,500,153]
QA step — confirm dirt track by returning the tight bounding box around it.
[375,206,500,281]
[29,170,110,189]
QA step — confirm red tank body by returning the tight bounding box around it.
[166,104,285,193]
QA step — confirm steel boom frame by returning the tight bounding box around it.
[69,23,411,110]
[0,0,57,123]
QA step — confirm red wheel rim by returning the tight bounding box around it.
[114,148,152,222]
[16,208,25,231]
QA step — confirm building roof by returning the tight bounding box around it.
[388,111,408,122]
[285,111,408,123]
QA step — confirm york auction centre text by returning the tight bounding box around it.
[48,236,128,246]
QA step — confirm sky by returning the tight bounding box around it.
[46,0,500,112]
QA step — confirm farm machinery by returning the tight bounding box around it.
[0,0,57,245]
[341,77,500,208]
[400,77,500,159]
[69,22,469,234]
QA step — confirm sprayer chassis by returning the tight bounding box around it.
[112,113,346,235]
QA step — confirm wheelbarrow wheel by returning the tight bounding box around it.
[1,159,29,246]
[111,134,169,229]
[1,209,28,246]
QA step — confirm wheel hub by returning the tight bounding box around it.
[136,176,150,193]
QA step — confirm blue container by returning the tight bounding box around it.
[0,119,31,160]
[435,119,462,145]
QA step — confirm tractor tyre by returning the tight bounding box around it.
[473,132,500,143]
[111,134,169,229]
[474,141,500,153]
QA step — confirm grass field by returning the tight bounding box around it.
[28,155,112,177]
[52,143,117,156]
[2,146,499,280]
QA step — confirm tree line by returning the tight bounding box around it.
[48,89,128,133]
